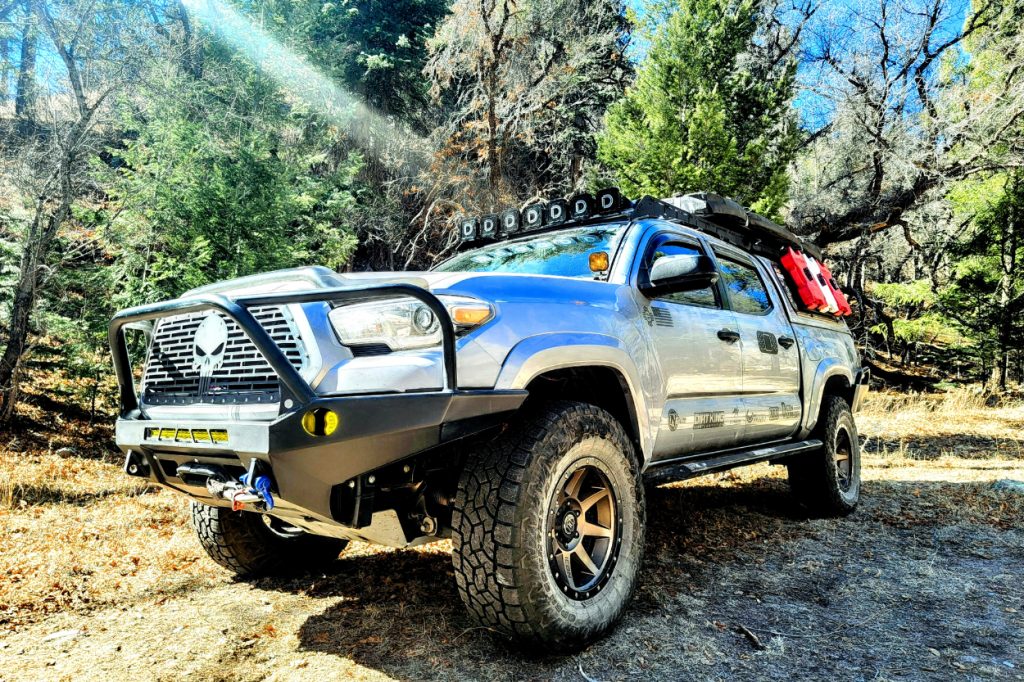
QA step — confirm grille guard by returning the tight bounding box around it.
[109,284,459,416]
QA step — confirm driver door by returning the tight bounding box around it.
[640,236,745,461]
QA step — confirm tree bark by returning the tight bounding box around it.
[0,37,9,102]
[176,0,203,79]
[486,64,499,210]
[14,16,35,121]
[0,0,107,421]
[993,173,1020,391]
[0,166,75,418]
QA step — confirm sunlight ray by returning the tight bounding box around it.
[180,0,423,149]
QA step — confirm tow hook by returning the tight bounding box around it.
[205,459,276,511]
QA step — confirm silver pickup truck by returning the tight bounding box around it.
[110,190,868,652]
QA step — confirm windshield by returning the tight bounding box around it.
[433,223,628,278]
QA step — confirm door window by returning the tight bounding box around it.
[715,252,772,315]
[769,261,801,309]
[645,241,719,308]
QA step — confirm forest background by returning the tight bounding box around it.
[1,0,1023,423]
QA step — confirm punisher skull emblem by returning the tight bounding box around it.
[192,314,229,396]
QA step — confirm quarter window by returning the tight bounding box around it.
[645,241,718,308]
[770,261,800,309]
[715,252,772,314]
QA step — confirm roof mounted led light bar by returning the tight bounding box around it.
[460,187,634,245]
[457,186,820,273]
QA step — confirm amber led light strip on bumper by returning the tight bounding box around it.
[144,427,228,444]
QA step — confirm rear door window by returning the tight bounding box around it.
[714,251,772,315]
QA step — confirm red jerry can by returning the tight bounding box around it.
[816,260,853,316]
[780,247,828,312]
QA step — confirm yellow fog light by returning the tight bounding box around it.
[159,428,176,440]
[324,411,339,435]
[192,429,211,443]
[210,429,229,443]
[589,251,609,272]
[302,408,339,437]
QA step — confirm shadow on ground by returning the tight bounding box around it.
[256,475,1023,681]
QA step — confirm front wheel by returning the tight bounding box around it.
[191,503,348,577]
[787,395,861,516]
[451,401,646,653]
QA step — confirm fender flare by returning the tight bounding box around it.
[803,359,854,432]
[494,333,654,465]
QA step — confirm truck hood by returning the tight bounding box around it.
[179,265,480,299]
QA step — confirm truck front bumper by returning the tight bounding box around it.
[116,389,525,524]
[109,283,527,541]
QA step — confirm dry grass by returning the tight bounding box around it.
[0,453,217,628]
[0,391,1021,681]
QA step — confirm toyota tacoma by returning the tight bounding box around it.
[111,189,868,652]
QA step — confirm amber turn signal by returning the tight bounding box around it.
[451,306,492,325]
[589,251,609,272]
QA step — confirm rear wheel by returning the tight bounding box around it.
[191,503,348,577]
[787,395,861,516]
[451,401,645,653]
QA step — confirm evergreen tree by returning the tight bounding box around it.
[941,173,1024,390]
[597,0,799,219]
[105,57,361,306]
[247,0,448,132]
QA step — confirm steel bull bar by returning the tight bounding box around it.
[109,284,527,526]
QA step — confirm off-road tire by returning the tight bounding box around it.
[451,401,646,653]
[787,395,861,516]
[191,502,348,577]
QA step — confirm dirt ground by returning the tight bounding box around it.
[1,390,1023,681]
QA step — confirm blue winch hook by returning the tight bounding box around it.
[242,463,275,511]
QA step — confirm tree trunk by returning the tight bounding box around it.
[14,20,35,121]
[0,157,75,420]
[1,37,9,102]
[993,173,1021,391]
[486,64,499,211]
[176,0,203,79]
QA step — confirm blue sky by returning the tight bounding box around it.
[626,0,974,129]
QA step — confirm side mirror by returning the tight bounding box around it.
[641,254,718,297]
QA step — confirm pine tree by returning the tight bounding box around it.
[597,0,799,219]
[248,0,448,131]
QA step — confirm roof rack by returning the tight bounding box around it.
[457,187,822,261]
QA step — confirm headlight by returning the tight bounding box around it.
[328,295,494,352]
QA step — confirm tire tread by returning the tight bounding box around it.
[191,503,347,577]
[451,400,645,651]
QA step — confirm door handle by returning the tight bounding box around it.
[778,335,795,349]
[717,329,740,343]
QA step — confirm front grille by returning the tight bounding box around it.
[141,306,307,405]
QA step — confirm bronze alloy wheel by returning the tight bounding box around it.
[451,401,645,651]
[786,395,861,517]
[834,424,854,492]
[546,460,622,600]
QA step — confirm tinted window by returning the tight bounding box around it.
[647,241,718,308]
[716,253,772,314]
[433,224,626,278]
[770,261,800,309]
